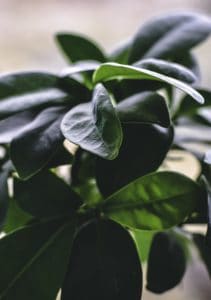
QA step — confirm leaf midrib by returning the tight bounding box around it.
[0,222,69,299]
[104,191,196,213]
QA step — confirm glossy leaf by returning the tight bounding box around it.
[61,61,100,77]
[56,33,106,63]
[0,72,58,99]
[10,106,68,179]
[116,91,170,127]
[0,218,76,300]
[0,162,12,230]
[0,110,41,144]
[61,219,142,300]
[132,229,154,262]
[102,171,200,230]
[146,232,186,293]
[93,63,204,104]
[0,88,68,121]
[135,58,196,84]
[96,123,173,196]
[14,170,82,218]
[61,84,123,160]
[173,52,200,80]
[129,12,211,63]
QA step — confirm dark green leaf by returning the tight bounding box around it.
[103,171,200,230]
[193,234,211,277]
[0,218,76,300]
[10,106,68,179]
[61,219,142,300]
[0,72,58,99]
[14,170,82,218]
[129,12,211,63]
[116,91,170,127]
[56,33,106,63]
[135,58,196,84]
[146,232,186,293]
[93,63,204,104]
[0,110,41,144]
[96,123,173,196]
[0,162,12,229]
[61,84,123,160]
[173,52,200,80]
[0,88,68,121]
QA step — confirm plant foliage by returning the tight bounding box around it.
[0,11,211,299]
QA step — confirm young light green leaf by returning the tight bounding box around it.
[102,171,201,230]
[93,63,204,104]
[61,84,123,160]
[14,170,82,218]
[135,58,196,84]
[61,219,142,300]
[129,12,211,63]
[116,91,170,127]
[56,33,106,63]
[0,218,76,300]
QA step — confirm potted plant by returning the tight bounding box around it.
[0,11,211,300]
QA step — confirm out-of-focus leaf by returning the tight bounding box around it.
[129,12,211,63]
[146,232,186,293]
[56,33,106,63]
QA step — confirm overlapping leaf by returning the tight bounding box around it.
[102,171,201,230]
[61,219,142,300]
[0,218,76,300]
[93,63,204,104]
[14,170,82,218]
[61,84,123,160]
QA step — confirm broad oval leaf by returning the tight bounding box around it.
[116,91,170,127]
[56,33,106,63]
[146,232,186,293]
[61,84,123,160]
[129,12,211,63]
[14,170,82,218]
[102,171,201,230]
[0,218,76,300]
[61,219,142,300]
[93,63,204,104]
[96,123,173,196]
[135,58,196,84]
[10,106,69,179]
[0,72,58,99]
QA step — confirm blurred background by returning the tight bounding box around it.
[1,0,211,299]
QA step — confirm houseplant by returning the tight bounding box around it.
[0,11,211,299]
